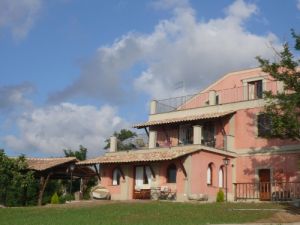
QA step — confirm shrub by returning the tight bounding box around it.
[51,193,59,204]
[64,193,74,202]
[59,195,66,204]
[216,189,224,202]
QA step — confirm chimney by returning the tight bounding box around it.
[110,136,117,152]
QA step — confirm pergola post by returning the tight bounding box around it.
[37,173,51,206]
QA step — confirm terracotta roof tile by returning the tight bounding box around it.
[77,146,200,165]
[26,157,77,171]
[133,111,235,128]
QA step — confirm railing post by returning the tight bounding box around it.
[234,183,237,201]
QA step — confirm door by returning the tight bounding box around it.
[259,169,271,201]
[133,166,151,199]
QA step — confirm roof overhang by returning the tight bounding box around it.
[77,145,237,165]
[133,111,235,128]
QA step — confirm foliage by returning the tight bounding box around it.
[216,189,224,202]
[256,30,300,140]
[0,150,36,206]
[50,193,59,204]
[104,129,137,151]
[63,145,87,161]
[0,202,284,225]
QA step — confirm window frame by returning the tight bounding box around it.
[167,163,177,183]
[112,168,121,186]
[207,163,213,186]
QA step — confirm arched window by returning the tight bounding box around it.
[167,164,177,183]
[112,168,121,186]
[207,163,213,185]
[218,167,224,188]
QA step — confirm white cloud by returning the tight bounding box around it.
[3,103,128,157]
[297,0,300,10]
[50,0,280,102]
[0,83,34,113]
[0,0,42,40]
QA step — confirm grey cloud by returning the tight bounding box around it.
[0,83,35,113]
[0,0,42,40]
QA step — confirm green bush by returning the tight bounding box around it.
[216,189,224,202]
[50,193,59,204]
[64,193,74,202]
[58,195,66,204]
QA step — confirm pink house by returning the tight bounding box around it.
[79,68,300,202]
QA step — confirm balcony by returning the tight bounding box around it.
[152,80,280,114]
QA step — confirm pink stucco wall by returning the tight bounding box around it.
[101,164,121,195]
[236,153,300,183]
[234,108,298,150]
[179,68,279,110]
[190,151,233,199]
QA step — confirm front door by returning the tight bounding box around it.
[259,169,271,201]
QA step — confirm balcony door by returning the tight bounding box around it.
[202,122,215,147]
[179,124,193,145]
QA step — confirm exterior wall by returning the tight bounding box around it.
[100,164,122,200]
[236,153,300,183]
[190,151,233,201]
[234,108,298,150]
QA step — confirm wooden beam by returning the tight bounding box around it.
[117,166,125,180]
[144,128,149,137]
[37,172,51,206]
[93,164,101,181]
[179,160,187,178]
[149,165,156,179]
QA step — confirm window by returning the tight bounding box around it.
[167,164,177,183]
[218,167,224,188]
[248,80,263,100]
[202,122,215,147]
[207,163,213,185]
[112,168,122,185]
[257,114,272,137]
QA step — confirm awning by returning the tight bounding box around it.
[77,146,201,165]
[133,111,235,128]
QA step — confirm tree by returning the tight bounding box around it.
[256,30,300,140]
[104,129,137,151]
[63,145,87,161]
[0,150,36,206]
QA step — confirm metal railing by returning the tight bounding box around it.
[234,182,300,201]
[155,81,279,114]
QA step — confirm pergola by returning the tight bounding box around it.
[26,157,97,206]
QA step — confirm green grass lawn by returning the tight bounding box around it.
[0,201,285,225]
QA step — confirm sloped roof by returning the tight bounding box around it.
[133,111,235,128]
[26,157,77,171]
[77,146,201,165]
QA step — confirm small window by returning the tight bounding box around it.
[248,80,263,100]
[218,167,224,188]
[167,164,177,183]
[207,163,213,185]
[257,114,272,137]
[112,168,121,186]
[215,95,219,105]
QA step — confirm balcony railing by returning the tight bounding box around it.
[234,182,300,201]
[155,81,279,114]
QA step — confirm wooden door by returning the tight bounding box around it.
[259,169,271,201]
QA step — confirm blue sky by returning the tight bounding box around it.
[0,0,299,157]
